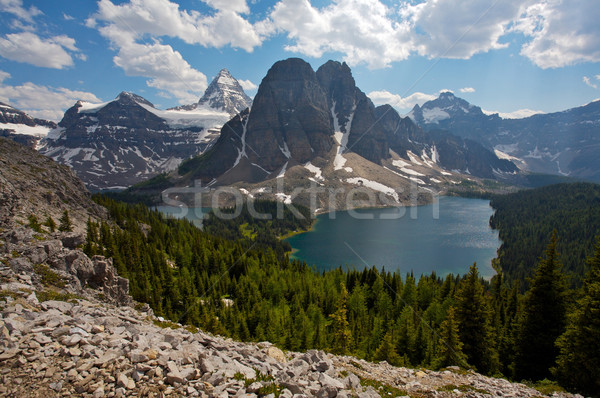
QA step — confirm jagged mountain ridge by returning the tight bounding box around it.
[138,58,517,211]
[40,91,232,191]
[0,102,56,148]
[40,70,252,191]
[169,68,252,116]
[181,59,515,184]
[410,92,600,181]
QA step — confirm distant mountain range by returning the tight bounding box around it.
[2,58,599,200]
[37,70,252,191]
[409,92,600,182]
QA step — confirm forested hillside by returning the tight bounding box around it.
[82,195,600,396]
[490,183,600,285]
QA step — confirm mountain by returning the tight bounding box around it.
[40,92,231,191]
[134,58,517,210]
[0,137,104,230]
[0,102,56,148]
[410,92,600,181]
[169,68,252,116]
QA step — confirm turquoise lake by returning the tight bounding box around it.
[155,196,500,279]
[286,197,499,278]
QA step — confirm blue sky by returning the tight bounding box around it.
[0,0,598,121]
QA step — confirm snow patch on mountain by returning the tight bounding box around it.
[332,101,356,171]
[422,107,450,123]
[304,162,323,181]
[346,177,399,202]
[0,123,50,137]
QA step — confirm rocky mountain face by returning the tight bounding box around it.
[40,92,231,191]
[178,59,515,183]
[316,61,389,164]
[0,137,104,230]
[378,105,518,179]
[136,58,519,211]
[170,69,252,116]
[410,92,600,181]
[0,102,56,148]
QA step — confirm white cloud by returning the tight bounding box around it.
[238,79,257,92]
[368,90,437,113]
[203,0,249,14]
[583,76,598,89]
[93,0,263,52]
[62,13,74,21]
[268,0,413,69]
[514,0,600,68]
[0,70,9,83]
[0,74,101,121]
[596,75,600,81]
[263,0,600,70]
[0,0,42,23]
[459,87,475,93]
[0,32,81,69]
[482,108,543,119]
[91,0,269,102]
[109,35,208,104]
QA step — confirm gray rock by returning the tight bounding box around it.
[316,386,338,398]
[61,233,85,249]
[343,374,361,390]
[319,373,344,390]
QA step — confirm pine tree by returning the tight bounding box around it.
[454,263,498,374]
[374,330,402,366]
[28,214,42,233]
[554,237,600,395]
[330,283,352,355]
[434,306,468,369]
[44,215,57,233]
[58,210,73,232]
[515,231,567,381]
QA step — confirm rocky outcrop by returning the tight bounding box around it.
[1,225,131,306]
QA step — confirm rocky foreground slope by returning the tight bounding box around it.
[0,138,581,397]
[0,248,582,398]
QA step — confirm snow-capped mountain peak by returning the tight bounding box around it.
[171,69,252,116]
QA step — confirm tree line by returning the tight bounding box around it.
[84,193,600,396]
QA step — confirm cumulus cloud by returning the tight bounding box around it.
[110,38,208,104]
[267,0,413,69]
[0,0,41,23]
[368,90,437,113]
[583,76,598,89]
[0,32,82,69]
[262,0,600,70]
[403,0,525,59]
[482,108,543,119]
[238,79,257,92]
[92,0,263,52]
[514,0,600,68]
[460,87,476,93]
[0,72,101,120]
[90,0,268,102]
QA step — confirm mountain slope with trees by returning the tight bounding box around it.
[490,182,600,285]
